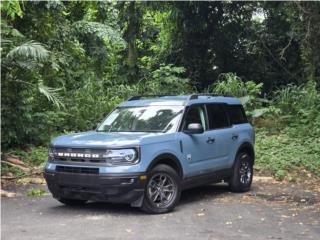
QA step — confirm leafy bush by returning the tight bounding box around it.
[273,81,320,125]
[255,127,320,180]
[210,73,273,119]
[212,73,263,97]
[139,64,195,95]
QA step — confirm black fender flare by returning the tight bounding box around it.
[235,142,255,165]
[147,153,183,178]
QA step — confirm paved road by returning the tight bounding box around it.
[2,180,320,240]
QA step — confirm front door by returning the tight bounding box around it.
[178,105,216,178]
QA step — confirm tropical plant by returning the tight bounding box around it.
[139,64,194,95]
[210,73,274,119]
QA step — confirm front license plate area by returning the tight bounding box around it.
[57,172,98,186]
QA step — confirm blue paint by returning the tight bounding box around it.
[46,95,254,178]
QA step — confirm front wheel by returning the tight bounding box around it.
[141,164,181,214]
[229,152,253,192]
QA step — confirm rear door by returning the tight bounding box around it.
[205,103,235,169]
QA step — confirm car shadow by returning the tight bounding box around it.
[48,201,144,215]
[47,183,233,216]
[179,183,231,206]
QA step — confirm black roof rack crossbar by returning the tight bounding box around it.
[189,93,234,100]
[127,95,175,101]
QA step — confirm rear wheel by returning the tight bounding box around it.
[229,152,253,192]
[58,198,87,206]
[141,164,181,214]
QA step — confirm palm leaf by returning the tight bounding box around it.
[38,83,64,109]
[7,41,49,61]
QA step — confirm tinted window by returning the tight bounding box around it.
[206,104,230,129]
[183,105,207,130]
[227,105,248,125]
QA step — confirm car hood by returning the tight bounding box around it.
[51,131,168,148]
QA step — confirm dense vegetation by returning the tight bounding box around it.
[1,1,319,180]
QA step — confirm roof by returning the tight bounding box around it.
[118,95,242,107]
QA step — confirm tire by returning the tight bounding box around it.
[229,152,253,192]
[58,197,87,206]
[141,164,181,214]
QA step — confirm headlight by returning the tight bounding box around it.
[104,148,139,166]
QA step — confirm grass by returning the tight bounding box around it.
[27,188,47,196]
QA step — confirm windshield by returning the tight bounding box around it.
[97,106,184,133]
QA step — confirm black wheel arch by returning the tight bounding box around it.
[236,142,255,165]
[147,153,183,178]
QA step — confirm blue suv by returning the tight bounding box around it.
[45,94,255,213]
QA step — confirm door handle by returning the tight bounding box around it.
[232,134,239,140]
[206,137,215,144]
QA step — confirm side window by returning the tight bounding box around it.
[183,105,207,130]
[206,104,230,129]
[227,105,248,125]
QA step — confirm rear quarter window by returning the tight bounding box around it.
[227,105,248,125]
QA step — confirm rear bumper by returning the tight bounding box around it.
[44,170,146,207]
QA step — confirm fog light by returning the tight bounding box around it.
[121,178,135,185]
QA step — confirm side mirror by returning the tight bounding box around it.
[184,123,204,134]
[96,122,101,129]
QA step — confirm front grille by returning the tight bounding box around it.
[53,148,107,165]
[56,166,99,175]
[55,157,106,164]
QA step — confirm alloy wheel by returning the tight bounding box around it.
[239,160,252,185]
[147,173,176,208]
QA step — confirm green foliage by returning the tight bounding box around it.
[6,41,50,61]
[5,146,48,166]
[140,64,194,95]
[66,79,129,130]
[210,73,272,119]
[1,1,126,148]
[1,146,48,177]
[73,21,125,47]
[212,73,263,97]
[274,82,319,116]
[254,81,320,180]
[1,0,23,20]
[1,1,320,182]
[27,188,47,197]
[1,164,25,177]
[255,127,320,180]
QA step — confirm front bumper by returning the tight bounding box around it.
[44,170,146,207]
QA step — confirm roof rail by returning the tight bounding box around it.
[127,95,175,101]
[189,93,234,100]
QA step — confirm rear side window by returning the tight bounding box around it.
[227,105,248,125]
[206,104,230,129]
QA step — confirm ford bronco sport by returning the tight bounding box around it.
[45,94,255,213]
